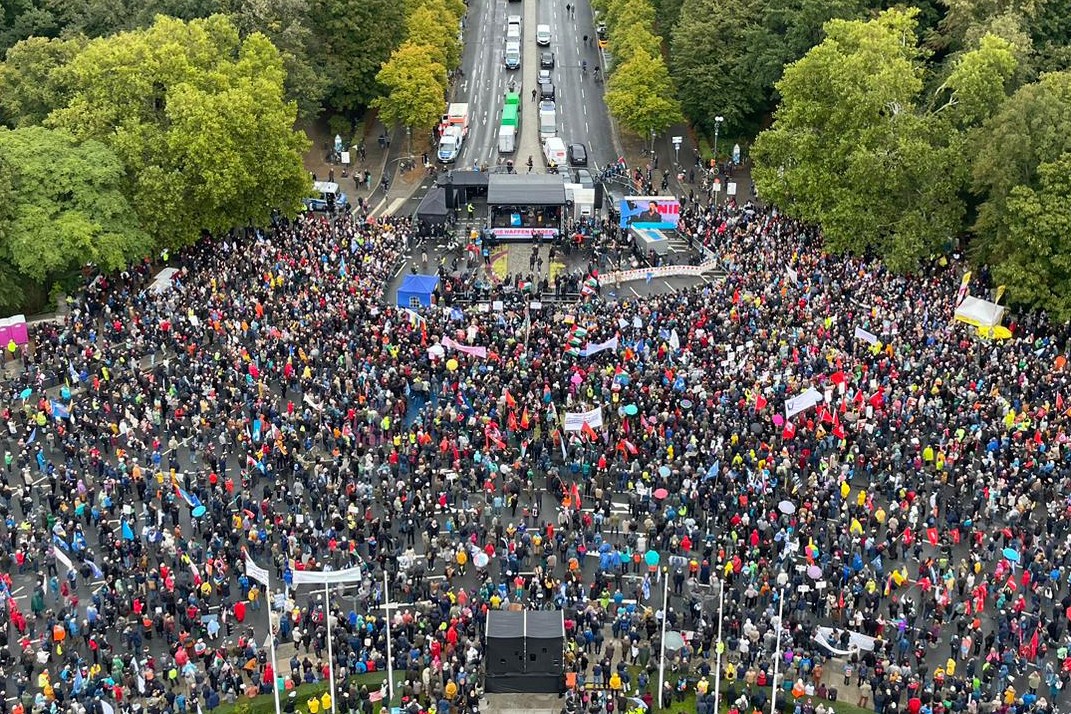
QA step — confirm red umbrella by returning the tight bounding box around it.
[653,488,669,500]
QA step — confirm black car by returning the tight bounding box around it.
[540,82,555,101]
[540,51,555,69]
[567,143,588,166]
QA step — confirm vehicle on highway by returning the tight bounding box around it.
[539,107,557,140]
[567,143,588,166]
[506,23,520,41]
[536,24,551,45]
[538,69,552,85]
[504,41,521,69]
[573,168,595,188]
[499,92,520,153]
[540,82,555,101]
[543,137,567,167]
[540,51,555,68]
[303,181,348,212]
[507,14,521,25]
[539,99,555,113]
[437,103,470,162]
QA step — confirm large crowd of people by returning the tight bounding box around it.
[0,196,1069,714]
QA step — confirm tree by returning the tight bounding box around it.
[227,0,325,119]
[406,0,463,71]
[752,10,1017,270]
[373,42,447,133]
[309,0,406,113]
[671,0,869,136]
[605,46,683,145]
[608,25,661,69]
[988,153,1071,318]
[45,15,310,247]
[0,35,86,127]
[0,127,149,302]
[971,70,1071,263]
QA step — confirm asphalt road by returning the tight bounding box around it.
[449,0,614,172]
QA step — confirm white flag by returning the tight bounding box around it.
[784,388,823,419]
[244,551,271,587]
[854,326,879,345]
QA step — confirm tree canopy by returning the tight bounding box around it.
[44,14,310,247]
[0,126,149,306]
[373,42,448,132]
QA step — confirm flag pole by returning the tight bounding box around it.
[325,583,337,714]
[265,576,283,714]
[713,578,725,713]
[657,569,669,709]
[770,587,785,714]
[383,569,395,705]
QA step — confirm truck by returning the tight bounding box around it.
[543,136,567,168]
[539,108,556,140]
[437,103,470,162]
[498,93,521,153]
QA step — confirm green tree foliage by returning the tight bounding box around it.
[226,0,325,119]
[309,0,406,113]
[405,0,463,72]
[373,42,447,132]
[0,127,149,304]
[987,153,1071,318]
[971,70,1071,263]
[752,10,1017,270]
[0,35,86,127]
[608,25,661,68]
[671,0,869,136]
[605,46,684,143]
[0,0,60,54]
[45,15,310,247]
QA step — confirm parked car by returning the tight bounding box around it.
[539,69,552,85]
[540,82,555,101]
[540,51,555,68]
[567,143,588,166]
[573,168,595,188]
[539,99,556,113]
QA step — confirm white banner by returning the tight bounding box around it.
[854,326,879,345]
[290,566,365,586]
[784,388,824,419]
[582,336,619,356]
[54,546,74,573]
[244,552,271,587]
[563,406,604,432]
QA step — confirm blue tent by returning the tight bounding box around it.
[397,274,440,308]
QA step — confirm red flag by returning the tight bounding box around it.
[623,439,638,455]
[926,527,939,546]
[507,411,518,431]
[868,389,885,409]
[854,390,865,405]
[820,406,834,425]
[782,421,796,440]
[1006,576,1018,591]
[581,421,598,441]
[1034,429,1043,445]
[520,408,530,429]
[504,390,517,409]
[832,419,846,440]
[1058,393,1065,412]
[830,371,846,385]
[755,393,768,411]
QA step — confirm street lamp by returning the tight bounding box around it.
[713,116,724,160]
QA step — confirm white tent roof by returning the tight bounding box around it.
[954,295,1005,329]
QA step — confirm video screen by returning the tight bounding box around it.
[618,197,681,229]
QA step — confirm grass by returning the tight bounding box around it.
[214,670,406,714]
[604,665,873,714]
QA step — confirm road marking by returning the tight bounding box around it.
[663,281,675,291]
[629,287,641,298]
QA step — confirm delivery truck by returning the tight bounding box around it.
[437,103,470,162]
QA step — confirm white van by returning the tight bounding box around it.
[539,108,556,140]
[543,137,567,167]
[506,23,521,41]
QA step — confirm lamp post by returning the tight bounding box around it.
[769,585,786,714]
[713,116,724,160]
[712,578,726,713]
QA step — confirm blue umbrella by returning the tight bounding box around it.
[1002,547,1020,563]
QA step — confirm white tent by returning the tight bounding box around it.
[954,295,1004,329]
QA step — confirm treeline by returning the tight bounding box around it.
[658,0,1071,317]
[0,0,464,310]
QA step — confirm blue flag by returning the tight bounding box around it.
[121,521,135,541]
[85,560,103,579]
[26,428,36,445]
[51,401,70,420]
[52,533,69,551]
[252,419,262,442]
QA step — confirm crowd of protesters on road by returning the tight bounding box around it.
[0,196,1068,714]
